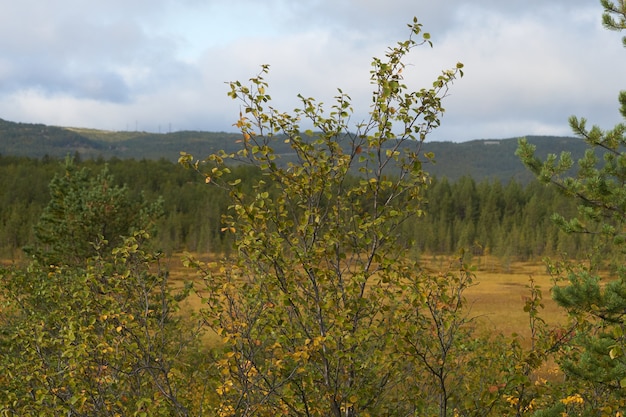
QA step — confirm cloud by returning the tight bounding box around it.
[0,0,624,141]
[0,0,189,102]
[417,1,626,140]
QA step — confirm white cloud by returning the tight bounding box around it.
[0,0,624,141]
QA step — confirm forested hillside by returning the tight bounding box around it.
[0,117,594,265]
[0,117,588,182]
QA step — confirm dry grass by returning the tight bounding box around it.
[160,253,223,346]
[467,261,566,339]
[420,255,568,345]
[165,253,569,347]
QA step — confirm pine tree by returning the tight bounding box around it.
[26,157,162,267]
[0,158,204,416]
[517,1,626,412]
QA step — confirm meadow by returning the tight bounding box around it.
[2,248,567,343]
[461,258,567,340]
[165,252,568,348]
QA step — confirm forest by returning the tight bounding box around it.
[1,2,626,416]
[0,153,585,263]
[0,115,594,184]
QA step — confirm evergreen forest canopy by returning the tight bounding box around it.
[0,116,590,183]
[1,1,626,415]
[0,154,586,263]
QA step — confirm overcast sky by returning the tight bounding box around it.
[1,0,624,142]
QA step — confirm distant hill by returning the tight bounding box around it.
[422,136,590,183]
[0,118,589,183]
[0,119,243,162]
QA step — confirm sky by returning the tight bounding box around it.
[1,0,625,142]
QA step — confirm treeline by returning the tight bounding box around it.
[0,154,582,262]
[409,176,582,262]
[0,154,264,259]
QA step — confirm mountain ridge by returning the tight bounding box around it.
[0,118,587,183]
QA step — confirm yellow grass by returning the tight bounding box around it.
[165,253,569,347]
[467,262,567,339]
[4,250,568,342]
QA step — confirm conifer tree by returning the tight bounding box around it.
[517,1,626,412]
[0,158,204,416]
[26,157,162,267]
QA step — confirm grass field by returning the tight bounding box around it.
[464,260,566,338]
[3,251,568,345]
[165,253,568,346]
